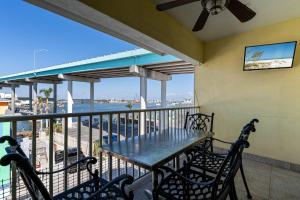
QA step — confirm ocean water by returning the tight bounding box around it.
[58,102,157,113]
[17,102,158,131]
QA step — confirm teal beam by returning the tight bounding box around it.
[0,50,180,82]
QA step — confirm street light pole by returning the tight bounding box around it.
[33,49,48,131]
[33,49,48,73]
[32,49,48,113]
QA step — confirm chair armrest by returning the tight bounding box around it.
[0,153,25,166]
[36,157,97,176]
[212,137,233,145]
[0,136,18,146]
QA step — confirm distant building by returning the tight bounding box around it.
[4,94,12,99]
[0,93,17,99]
[0,99,10,115]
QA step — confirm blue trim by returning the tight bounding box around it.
[0,51,180,82]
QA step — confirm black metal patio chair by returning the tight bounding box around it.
[0,136,134,200]
[184,112,215,152]
[155,135,251,200]
[185,117,259,199]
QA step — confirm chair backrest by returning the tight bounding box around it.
[184,112,214,132]
[212,119,258,199]
[0,136,51,200]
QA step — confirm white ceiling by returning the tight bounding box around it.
[152,0,300,41]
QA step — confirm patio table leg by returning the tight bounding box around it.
[152,170,159,200]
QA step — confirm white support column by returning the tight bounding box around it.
[67,81,73,128]
[33,83,38,114]
[160,80,167,131]
[140,76,147,135]
[90,82,94,112]
[11,87,16,114]
[29,85,33,111]
[53,83,57,113]
[161,80,167,108]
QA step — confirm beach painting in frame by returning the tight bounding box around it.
[244,41,297,71]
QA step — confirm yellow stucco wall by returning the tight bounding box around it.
[79,0,203,62]
[196,18,300,165]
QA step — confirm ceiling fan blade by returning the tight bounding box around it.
[192,9,209,32]
[226,0,256,22]
[157,0,200,11]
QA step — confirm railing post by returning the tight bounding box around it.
[177,109,178,131]
[131,112,135,178]
[138,112,141,136]
[63,117,68,191]
[77,116,81,185]
[89,115,93,157]
[167,109,170,133]
[31,120,37,168]
[144,112,147,135]
[108,113,113,181]
[154,111,157,134]
[149,111,152,133]
[125,113,128,174]
[131,112,134,139]
[99,115,103,178]
[11,121,17,200]
[137,111,141,177]
[49,119,54,197]
[117,113,120,177]
[88,115,93,178]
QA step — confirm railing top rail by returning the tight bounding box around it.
[0,106,200,122]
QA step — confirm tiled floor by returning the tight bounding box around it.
[130,158,300,200]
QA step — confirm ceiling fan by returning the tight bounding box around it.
[156,0,256,32]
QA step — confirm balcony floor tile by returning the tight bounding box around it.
[131,158,300,200]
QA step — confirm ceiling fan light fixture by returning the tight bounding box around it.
[205,0,226,15]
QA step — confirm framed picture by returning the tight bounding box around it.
[243,41,297,71]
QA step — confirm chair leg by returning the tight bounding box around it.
[240,162,252,199]
[229,190,235,200]
[232,182,238,200]
[229,183,238,200]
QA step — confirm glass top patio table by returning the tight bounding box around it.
[101,128,213,170]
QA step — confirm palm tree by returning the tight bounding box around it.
[39,88,53,114]
[126,101,133,110]
[251,51,264,61]
[37,96,43,114]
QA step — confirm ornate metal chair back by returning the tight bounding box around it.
[184,112,214,150]
[0,136,51,200]
[184,112,214,132]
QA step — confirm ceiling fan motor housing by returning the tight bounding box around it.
[202,0,226,15]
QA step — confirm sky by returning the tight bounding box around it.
[245,42,297,61]
[0,0,193,101]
